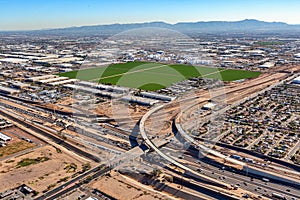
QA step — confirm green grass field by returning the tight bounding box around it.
[59,62,261,91]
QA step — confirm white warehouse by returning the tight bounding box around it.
[140,91,175,102]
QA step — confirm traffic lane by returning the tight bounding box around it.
[145,147,298,200]
[189,163,299,200]
[181,154,300,199]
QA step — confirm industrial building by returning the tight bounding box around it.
[64,83,160,106]
[294,53,300,59]
[95,84,129,93]
[38,77,69,84]
[202,102,216,110]
[47,79,78,86]
[78,81,129,93]
[77,81,98,88]
[0,85,20,94]
[0,58,29,64]
[59,68,73,72]
[120,95,159,106]
[64,84,121,98]
[0,132,11,142]
[245,50,265,57]
[26,75,58,82]
[140,91,175,102]
[7,81,30,89]
[258,62,275,69]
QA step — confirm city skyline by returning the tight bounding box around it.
[1,0,300,30]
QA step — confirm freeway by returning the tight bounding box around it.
[175,113,245,169]
[181,152,300,200]
[139,104,233,189]
[0,71,297,199]
[158,145,300,200]
[138,72,300,200]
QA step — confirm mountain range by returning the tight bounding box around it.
[3,19,300,35]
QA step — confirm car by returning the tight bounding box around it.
[233,185,239,190]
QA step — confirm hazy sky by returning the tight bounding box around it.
[1,0,300,30]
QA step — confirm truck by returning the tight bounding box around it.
[272,193,286,200]
[262,178,269,182]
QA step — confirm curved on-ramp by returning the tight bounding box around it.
[139,104,230,189]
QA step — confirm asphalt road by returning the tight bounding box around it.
[179,151,300,200]
[34,166,108,200]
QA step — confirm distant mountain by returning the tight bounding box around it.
[173,19,293,32]
[3,19,300,35]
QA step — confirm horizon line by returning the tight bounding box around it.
[0,19,299,32]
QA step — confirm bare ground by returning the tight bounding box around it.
[90,171,174,200]
[0,145,88,193]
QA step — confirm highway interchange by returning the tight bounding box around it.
[0,71,300,200]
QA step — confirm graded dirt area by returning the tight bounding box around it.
[0,145,89,193]
[0,126,43,159]
[0,140,35,158]
[90,172,173,200]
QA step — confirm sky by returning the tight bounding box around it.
[0,0,300,30]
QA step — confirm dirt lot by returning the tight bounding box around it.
[90,171,173,200]
[0,126,45,159]
[0,145,88,193]
[0,140,35,158]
